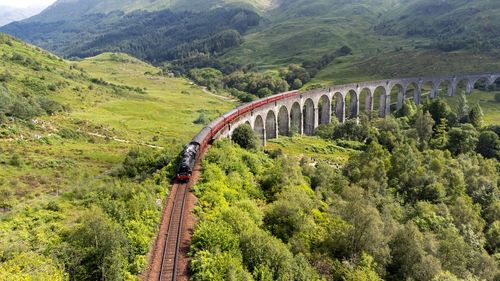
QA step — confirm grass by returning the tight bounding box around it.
[0,35,237,278]
[74,52,234,143]
[0,35,235,202]
[444,90,500,125]
[266,135,359,166]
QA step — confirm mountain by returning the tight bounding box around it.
[25,0,273,22]
[1,1,263,64]
[1,0,500,84]
[375,0,500,51]
[0,5,48,27]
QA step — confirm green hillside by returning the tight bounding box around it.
[375,0,500,51]
[3,0,500,82]
[27,0,272,22]
[0,33,233,279]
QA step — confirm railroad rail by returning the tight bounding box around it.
[158,183,189,281]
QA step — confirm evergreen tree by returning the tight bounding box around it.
[430,118,448,150]
[415,109,435,149]
[456,93,469,123]
[468,103,483,128]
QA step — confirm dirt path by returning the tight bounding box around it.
[189,82,238,102]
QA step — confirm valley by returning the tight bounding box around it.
[0,0,499,280]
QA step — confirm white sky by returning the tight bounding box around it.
[0,0,56,8]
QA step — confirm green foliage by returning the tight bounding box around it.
[333,119,369,142]
[414,108,435,148]
[0,252,65,281]
[3,8,261,63]
[423,98,452,126]
[193,112,209,125]
[476,130,500,159]
[189,68,224,91]
[118,147,172,179]
[395,99,417,118]
[447,124,479,155]
[495,92,500,103]
[224,71,289,98]
[59,208,130,281]
[456,93,470,123]
[468,104,484,129]
[280,64,310,90]
[232,124,259,150]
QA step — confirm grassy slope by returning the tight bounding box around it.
[222,0,500,89]
[0,33,235,278]
[444,90,500,125]
[29,0,272,23]
[0,34,233,204]
[266,136,358,166]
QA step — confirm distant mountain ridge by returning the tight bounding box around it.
[1,0,499,78]
[26,0,275,22]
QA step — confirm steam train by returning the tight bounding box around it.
[176,90,299,182]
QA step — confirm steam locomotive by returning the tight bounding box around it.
[175,90,299,182]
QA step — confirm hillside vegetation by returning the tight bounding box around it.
[0,33,233,279]
[190,96,500,280]
[3,0,500,77]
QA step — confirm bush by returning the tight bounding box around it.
[476,130,499,159]
[495,92,500,103]
[193,113,209,125]
[9,98,42,120]
[232,124,258,150]
[38,97,64,115]
[118,148,172,179]
[58,128,84,140]
[9,154,22,167]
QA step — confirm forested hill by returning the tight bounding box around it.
[375,0,500,51]
[2,8,261,64]
[24,0,273,22]
[2,0,500,79]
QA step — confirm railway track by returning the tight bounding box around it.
[158,183,189,281]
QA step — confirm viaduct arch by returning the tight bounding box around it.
[218,72,500,145]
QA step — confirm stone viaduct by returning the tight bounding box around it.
[218,73,500,145]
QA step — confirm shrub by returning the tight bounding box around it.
[38,97,64,115]
[494,92,500,103]
[118,148,172,179]
[193,113,209,125]
[232,124,258,150]
[9,154,22,167]
[9,99,42,120]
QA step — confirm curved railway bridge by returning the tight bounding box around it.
[217,72,500,145]
[148,72,500,281]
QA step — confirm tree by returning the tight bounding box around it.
[415,109,435,148]
[476,131,499,159]
[264,186,314,242]
[389,223,442,281]
[494,92,500,103]
[423,98,451,125]
[396,99,417,118]
[60,209,130,281]
[468,104,483,128]
[430,118,448,150]
[232,124,258,150]
[447,124,479,155]
[456,93,469,123]
[292,79,303,89]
